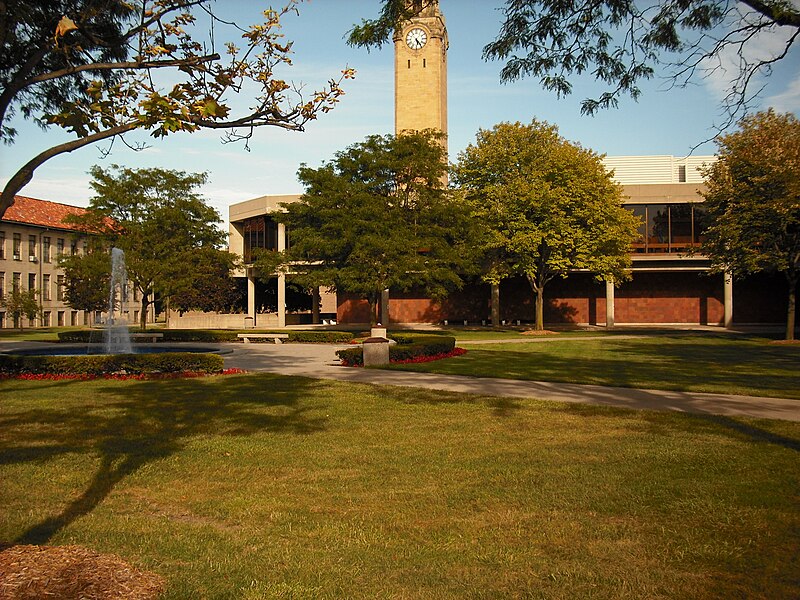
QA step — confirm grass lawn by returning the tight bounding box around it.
[2,373,799,598]
[389,333,800,399]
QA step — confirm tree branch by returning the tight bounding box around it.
[0,121,139,215]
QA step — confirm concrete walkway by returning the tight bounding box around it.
[2,340,796,422]
[220,343,800,422]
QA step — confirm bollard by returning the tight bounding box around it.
[363,336,390,366]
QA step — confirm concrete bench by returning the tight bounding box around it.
[237,333,289,344]
[129,333,164,343]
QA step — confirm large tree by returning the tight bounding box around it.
[0,288,41,330]
[278,130,475,324]
[0,0,353,217]
[59,239,111,318]
[349,0,799,129]
[453,120,640,330]
[70,165,232,329]
[702,109,800,340]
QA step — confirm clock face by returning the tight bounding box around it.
[405,27,427,50]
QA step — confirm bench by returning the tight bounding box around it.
[131,333,164,343]
[237,333,290,344]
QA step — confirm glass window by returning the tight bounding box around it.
[0,272,4,298]
[669,205,693,249]
[71,311,78,326]
[626,205,647,252]
[43,274,51,301]
[70,240,77,255]
[28,235,36,259]
[646,204,669,253]
[56,274,64,301]
[13,234,21,259]
[57,311,65,327]
[43,237,51,263]
[0,231,5,259]
[242,216,279,262]
[43,311,51,327]
[693,205,710,244]
[57,238,64,256]
[28,273,35,291]
[12,272,20,292]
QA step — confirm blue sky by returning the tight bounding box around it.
[2,0,799,225]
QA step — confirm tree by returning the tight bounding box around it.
[0,0,354,217]
[169,248,243,315]
[59,240,111,317]
[453,120,640,330]
[349,0,800,130]
[279,130,475,324]
[701,109,800,340]
[1,288,41,330]
[69,164,229,330]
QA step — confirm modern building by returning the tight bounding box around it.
[229,0,795,328]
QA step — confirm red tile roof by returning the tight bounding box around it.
[2,195,91,232]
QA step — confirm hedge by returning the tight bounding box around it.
[0,352,224,375]
[58,329,354,344]
[336,333,456,367]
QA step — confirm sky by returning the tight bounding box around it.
[2,0,799,228]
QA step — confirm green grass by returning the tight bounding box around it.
[1,374,799,598]
[0,326,83,341]
[389,333,800,399]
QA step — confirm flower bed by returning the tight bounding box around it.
[336,333,460,367]
[0,368,246,381]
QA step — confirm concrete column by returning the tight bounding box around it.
[312,286,320,324]
[380,288,390,326]
[247,270,256,326]
[278,222,287,328]
[724,272,733,328]
[605,279,615,328]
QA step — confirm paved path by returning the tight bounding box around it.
[2,340,796,422]
[220,343,800,422]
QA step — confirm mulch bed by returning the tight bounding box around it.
[0,544,164,600]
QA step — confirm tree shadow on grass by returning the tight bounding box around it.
[0,373,328,545]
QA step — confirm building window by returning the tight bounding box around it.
[57,311,65,326]
[42,274,51,300]
[57,238,64,256]
[28,235,36,261]
[70,240,78,256]
[84,312,90,326]
[56,274,64,301]
[13,234,21,260]
[43,237,51,263]
[28,273,35,291]
[71,311,78,326]
[0,231,5,259]
[242,216,279,262]
[627,203,709,253]
[0,312,4,328]
[0,272,4,299]
[12,272,20,293]
[43,311,51,327]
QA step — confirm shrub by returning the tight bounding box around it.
[336,333,457,367]
[0,352,224,375]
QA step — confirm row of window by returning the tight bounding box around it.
[0,271,66,301]
[0,309,141,329]
[625,203,708,253]
[0,231,84,262]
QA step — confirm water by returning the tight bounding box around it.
[105,247,133,354]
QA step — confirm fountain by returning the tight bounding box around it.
[105,247,133,354]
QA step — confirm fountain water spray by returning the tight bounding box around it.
[105,247,133,354]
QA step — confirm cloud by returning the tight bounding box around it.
[764,76,800,112]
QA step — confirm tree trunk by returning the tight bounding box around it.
[535,286,544,331]
[368,296,378,326]
[491,282,500,327]
[140,296,149,331]
[786,273,797,341]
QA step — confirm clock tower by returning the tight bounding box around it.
[394,1,448,147]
